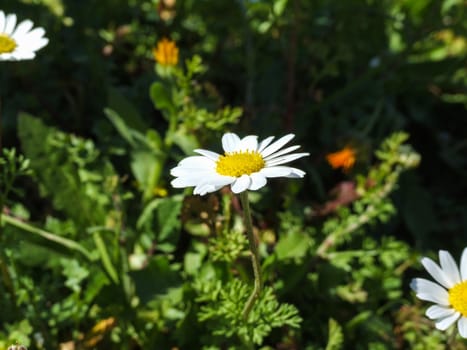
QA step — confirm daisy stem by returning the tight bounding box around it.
[447,326,457,349]
[239,191,262,320]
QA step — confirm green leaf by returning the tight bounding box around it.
[157,196,183,249]
[150,82,175,115]
[184,244,207,276]
[275,231,312,261]
[105,107,165,200]
[131,149,164,192]
[107,86,147,132]
[60,258,90,293]
[401,176,436,244]
[105,107,163,152]
[130,255,182,304]
[104,108,139,148]
[325,318,344,350]
[196,280,301,345]
[172,129,200,155]
[146,129,163,150]
[17,113,116,229]
[273,0,288,16]
[91,229,119,284]
[137,195,183,252]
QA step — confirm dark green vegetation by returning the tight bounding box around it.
[1,0,466,349]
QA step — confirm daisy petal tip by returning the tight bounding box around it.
[409,278,426,293]
[170,179,182,188]
[435,312,460,331]
[458,318,467,338]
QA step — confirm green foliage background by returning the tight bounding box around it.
[0,0,466,349]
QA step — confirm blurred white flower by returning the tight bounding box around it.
[411,248,467,338]
[0,10,48,61]
[171,132,309,195]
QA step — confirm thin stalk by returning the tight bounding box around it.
[0,96,3,153]
[1,214,93,261]
[316,168,401,258]
[239,191,262,320]
[446,326,457,349]
[239,0,255,115]
[0,250,15,301]
[92,231,119,284]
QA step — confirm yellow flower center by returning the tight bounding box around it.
[449,281,467,317]
[0,33,17,54]
[216,151,265,177]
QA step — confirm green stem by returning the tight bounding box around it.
[0,250,16,302]
[239,191,262,320]
[1,214,93,261]
[446,326,457,349]
[316,168,401,258]
[0,96,3,153]
[92,231,119,284]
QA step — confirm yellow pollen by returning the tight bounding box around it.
[0,33,17,54]
[449,281,467,317]
[216,151,265,177]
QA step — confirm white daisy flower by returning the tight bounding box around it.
[410,248,467,338]
[0,10,48,61]
[171,132,309,195]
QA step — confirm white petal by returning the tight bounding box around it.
[10,50,34,60]
[194,149,220,161]
[194,183,216,196]
[222,133,240,153]
[460,247,467,281]
[0,11,6,33]
[12,19,33,38]
[265,153,310,167]
[170,167,214,177]
[259,166,294,178]
[260,134,295,158]
[248,172,267,191]
[192,175,234,195]
[178,156,215,168]
[435,312,460,331]
[0,54,13,61]
[205,175,236,188]
[410,278,450,306]
[421,257,454,289]
[238,135,258,152]
[231,174,251,193]
[209,175,236,188]
[25,37,48,51]
[426,305,456,320]
[171,176,203,188]
[177,173,233,191]
[285,167,306,178]
[440,250,461,286]
[23,26,45,40]
[4,13,17,35]
[458,317,467,338]
[258,136,275,153]
[263,145,301,160]
[199,180,232,194]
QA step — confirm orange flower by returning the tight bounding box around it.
[152,38,178,66]
[326,146,356,171]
